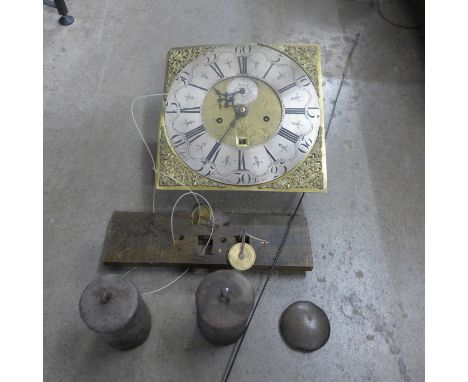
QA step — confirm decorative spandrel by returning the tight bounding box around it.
[164,46,217,92]
[156,44,326,192]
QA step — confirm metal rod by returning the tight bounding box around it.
[239,227,246,260]
[43,0,56,8]
[54,0,68,16]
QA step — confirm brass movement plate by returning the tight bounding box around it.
[155,44,327,192]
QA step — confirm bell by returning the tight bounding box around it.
[79,274,152,350]
[196,270,254,346]
[279,301,330,352]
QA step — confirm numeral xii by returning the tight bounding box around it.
[238,56,248,74]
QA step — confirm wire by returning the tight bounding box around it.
[131,92,215,253]
[171,192,215,255]
[141,268,190,295]
[222,192,305,382]
[130,93,164,169]
[374,0,420,30]
[122,266,137,276]
[130,93,203,215]
[245,233,270,244]
[128,93,216,294]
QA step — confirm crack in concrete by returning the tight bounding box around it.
[325,32,361,138]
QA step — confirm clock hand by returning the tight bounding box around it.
[203,105,247,165]
[219,104,249,144]
[218,112,240,143]
[202,116,239,166]
[214,87,246,108]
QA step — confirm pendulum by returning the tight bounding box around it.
[279,301,330,352]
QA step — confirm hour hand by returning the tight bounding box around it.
[214,87,235,108]
[214,87,245,108]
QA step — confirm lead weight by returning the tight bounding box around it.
[79,274,151,350]
[196,270,255,346]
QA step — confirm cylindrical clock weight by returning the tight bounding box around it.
[195,270,255,346]
[79,274,151,350]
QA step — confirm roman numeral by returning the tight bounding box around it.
[262,63,274,79]
[307,106,320,118]
[264,146,277,162]
[188,83,208,91]
[171,134,186,148]
[210,63,224,78]
[285,108,305,115]
[237,150,246,170]
[180,107,200,113]
[278,82,296,93]
[238,56,248,74]
[205,142,221,163]
[278,127,299,143]
[185,125,205,143]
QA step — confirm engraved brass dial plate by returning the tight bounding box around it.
[156,44,327,192]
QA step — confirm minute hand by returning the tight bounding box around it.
[219,114,240,144]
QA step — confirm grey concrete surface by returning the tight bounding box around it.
[44,1,424,381]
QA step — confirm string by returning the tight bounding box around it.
[127,92,216,293]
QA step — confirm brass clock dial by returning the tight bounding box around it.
[202,77,282,148]
[163,44,323,188]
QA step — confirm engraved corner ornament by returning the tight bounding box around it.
[156,44,327,192]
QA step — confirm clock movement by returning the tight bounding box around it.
[156,44,327,192]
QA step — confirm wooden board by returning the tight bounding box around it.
[102,211,313,271]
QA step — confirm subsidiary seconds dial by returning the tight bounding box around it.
[164,44,321,186]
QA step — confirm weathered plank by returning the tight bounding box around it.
[102,211,313,271]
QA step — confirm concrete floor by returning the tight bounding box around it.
[44,1,424,381]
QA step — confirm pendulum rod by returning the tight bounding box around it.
[222,192,305,382]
